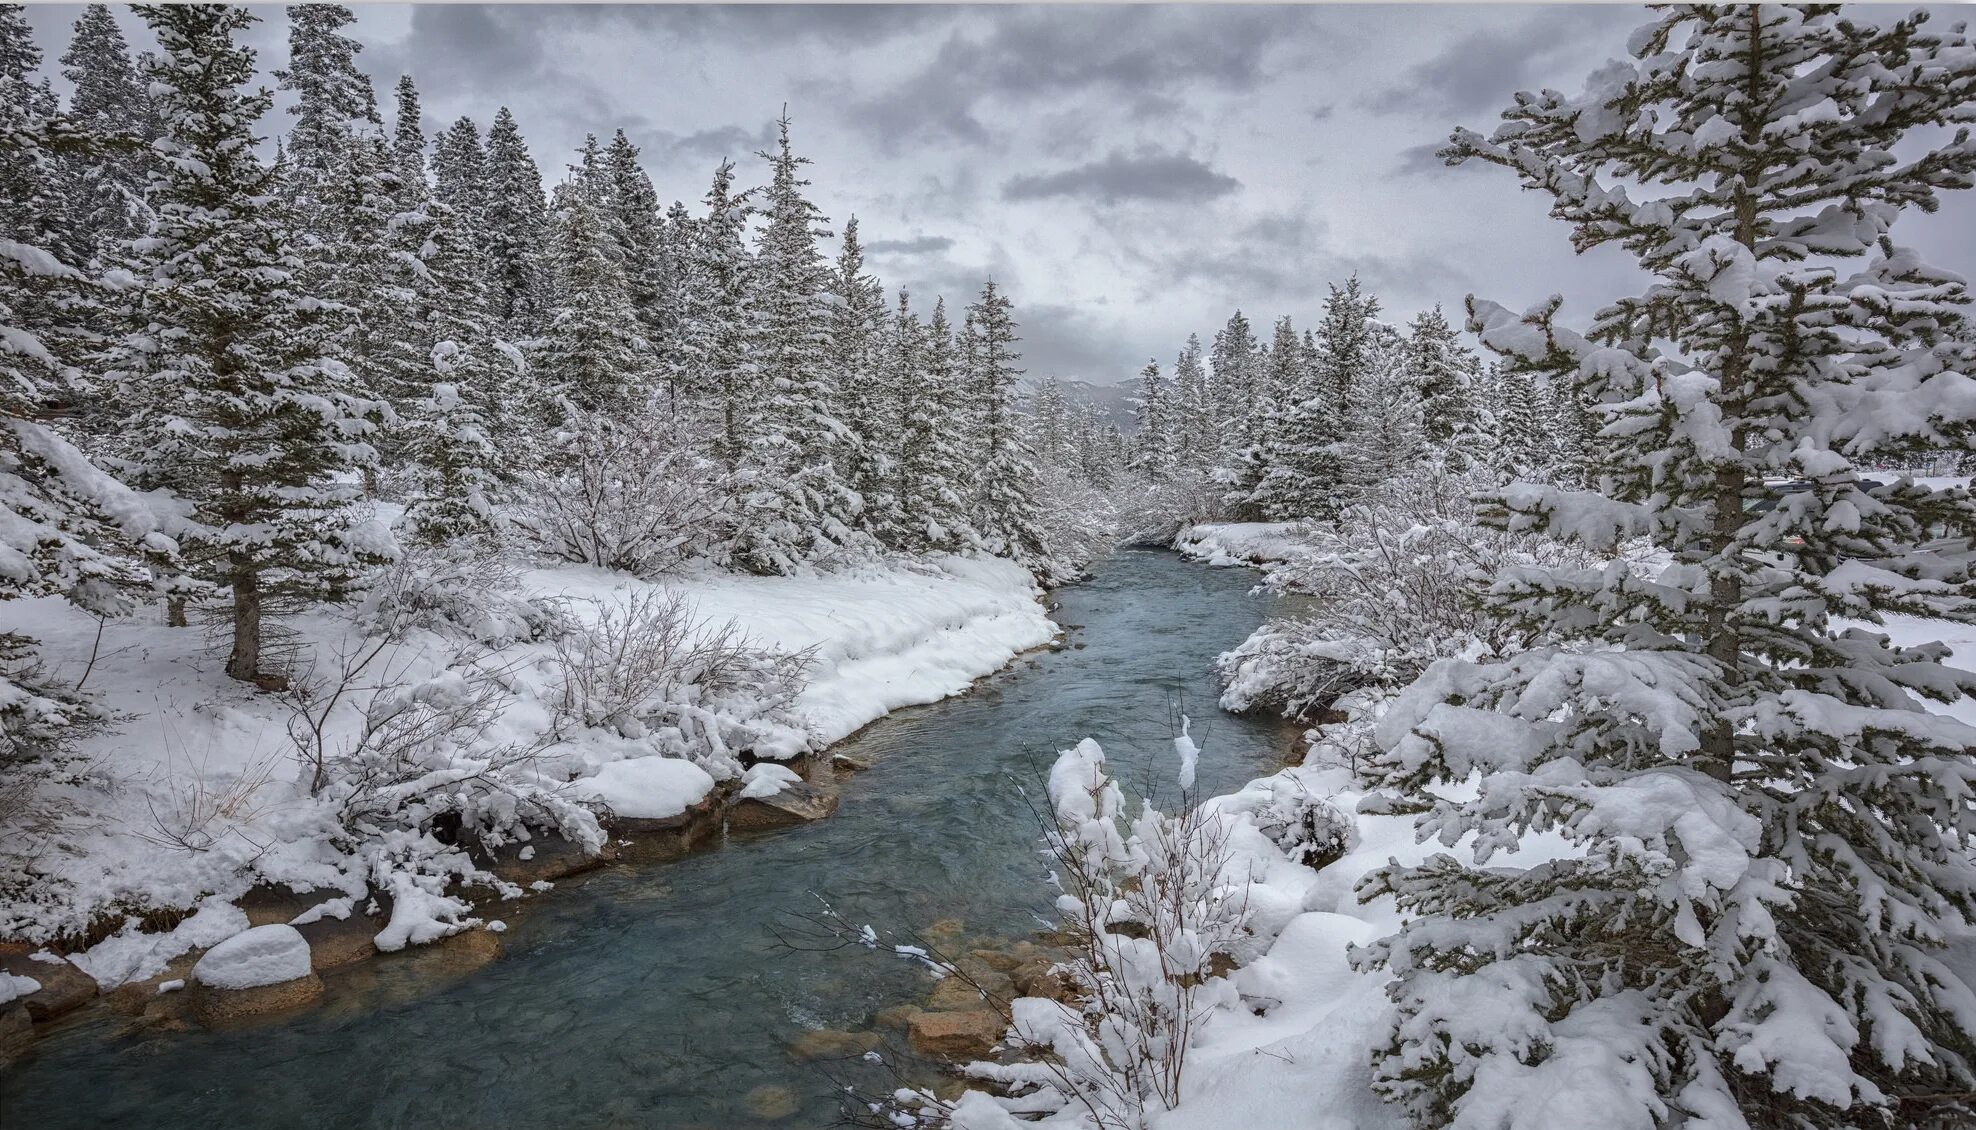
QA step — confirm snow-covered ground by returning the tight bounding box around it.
[2,552,1054,988]
[1173,522,1310,568]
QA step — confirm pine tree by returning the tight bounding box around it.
[536,193,643,420]
[892,295,975,551]
[431,115,486,227]
[1315,274,1380,402]
[830,216,891,533]
[1357,9,1976,1127]
[1340,321,1422,494]
[1207,310,1260,455]
[735,114,863,571]
[275,3,375,241]
[58,4,154,259]
[390,74,426,202]
[121,3,386,685]
[964,280,1050,566]
[1127,358,1174,481]
[1171,332,1215,473]
[482,106,550,333]
[680,159,754,468]
[1404,304,1480,457]
[1485,363,1550,480]
[600,129,670,379]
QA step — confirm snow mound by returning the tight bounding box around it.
[191,924,312,990]
[0,971,40,1005]
[739,762,804,800]
[1175,522,1309,567]
[567,756,716,819]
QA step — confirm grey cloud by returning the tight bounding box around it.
[1363,6,1635,121]
[1003,150,1240,206]
[647,122,781,165]
[848,6,1315,149]
[865,235,955,256]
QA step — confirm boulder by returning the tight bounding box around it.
[727,780,837,831]
[872,1003,923,1031]
[293,912,379,973]
[193,925,313,990]
[0,1004,32,1060]
[968,948,1023,973]
[907,1008,1005,1060]
[1012,961,1078,1003]
[830,753,872,773]
[0,952,96,1022]
[929,973,1007,1011]
[485,834,603,885]
[190,973,324,1026]
[742,1083,801,1121]
[786,1027,881,1061]
[611,792,724,863]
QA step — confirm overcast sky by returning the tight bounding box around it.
[24,4,1976,384]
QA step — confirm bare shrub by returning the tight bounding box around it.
[546,589,810,773]
[513,410,731,578]
[354,537,560,645]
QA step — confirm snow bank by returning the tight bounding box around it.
[2,547,1053,983]
[191,924,312,990]
[525,553,1056,747]
[1174,522,1310,567]
[565,756,716,819]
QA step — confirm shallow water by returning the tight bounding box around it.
[2,549,1294,1129]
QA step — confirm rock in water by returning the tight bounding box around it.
[742,1083,801,1121]
[907,1009,1005,1060]
[727,780,838,831]
[193,925,313,990]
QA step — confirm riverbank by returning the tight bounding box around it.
[1,549,1294,1128]
[0,551,1056,1051]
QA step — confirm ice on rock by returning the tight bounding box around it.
[567,756,715,819]
[192,924,313,990]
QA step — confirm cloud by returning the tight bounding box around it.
[1002,150,1240,206]
[1362,7,1633,120]
[865,235,955,255]
[845,6,1314,149]
[646,121,780,165]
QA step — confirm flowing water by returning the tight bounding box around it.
[2,549,1295,1129]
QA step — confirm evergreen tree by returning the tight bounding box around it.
[390,74,426,202]
[1315,274,1380,403]
[893,295,976,552]
[1207,310,1260,454]
[275,3,375,239]
[59,4,154,259]
[830,216,891,533]
[1171,332,1214,473]
[1341,322,1422,493]
[964,280,1048,564]
[536,193,642,420]
[600,129,670,378]
[680,159,754,467]
[431,115,486,227]
[736,114,862,571]
[1357,9,1976,1127]
[1485,363,1550,480]
[121,3,386,684]
[1404,304,1480,456]
[482,106,550,332]
[1127,357,1174,481]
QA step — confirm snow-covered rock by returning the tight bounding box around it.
[567,756,716,820]
[739,762,803,800]
[191,924,313,990]
[0,972,40,1006]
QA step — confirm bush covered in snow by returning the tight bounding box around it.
[1219,461,1587,719]
[513,410,732,578]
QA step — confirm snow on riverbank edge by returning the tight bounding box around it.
[1,552,1056,991]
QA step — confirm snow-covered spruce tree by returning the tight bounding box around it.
[482,106,551,333]
[1483,361,1552,482]
[892,294,977,552]
[1342,322,1424,496]
[536,192,645,421]
[58,3,156,261]
[735,114,866,572]
[600,129,672,384]
[1404,304,1482,459]
[965,279,1052,570]
[1171,332,1217,477]
[1207,310,1267,516]
[121,3,388,685]
[1127,357,1175,482]
[1250,284,1370,523]
[274,3,375,244]
[680,158,756,471]
[431,114,486,227]
[830,215,893,535]
[1355,8,1976,1128]
[390,74,426,199]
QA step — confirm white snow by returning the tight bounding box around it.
[0,971,40,1005]
[2,548,1053,983]
[191,924,313,990]
[566,756,716,819]
[739,762,804,800]
[1174,522,1310,567]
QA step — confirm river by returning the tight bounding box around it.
[1,549,1294,1129]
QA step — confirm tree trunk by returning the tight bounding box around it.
[166,597,186,628]
[225,552,260,683]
